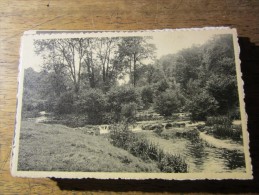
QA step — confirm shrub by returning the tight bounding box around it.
[158,154,188,173]
[21,109,40,119]
[109,123,188,173]
[109,123,136,149]
[22,98,47,112]
[75,89,106,125]
[206,74,238,115]
[52,114,88,128]
[206,116,242,141]
[154,125,163,136]
[212,124,242,141]
[175,129,200,142]
[154,90,182,116]
[121,103,138,123]
[141,86,154,109]
[187,91,219,121]
[145,142,164,162]
[107,86,140,122]
[44,98,56,112]
[102,112,116,124]
[229,106,241,120]
[206,116,232,127]
[155,79,169,93]
[55,91,74,114]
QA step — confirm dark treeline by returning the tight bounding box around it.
[22,34,240,125]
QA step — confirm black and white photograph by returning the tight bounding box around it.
[11,28,252,179]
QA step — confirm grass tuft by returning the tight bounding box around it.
[206,116,242,141]
[109,123,188,173]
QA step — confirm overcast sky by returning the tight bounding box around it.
[151,31,215,58]
[22,30,217,72]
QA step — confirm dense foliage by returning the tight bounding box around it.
[23,34,240,124]
[154,90,182,116]
[173,34,239,120]
[205,116,242,141]
[106,86,140,123]
[75,89,106,124]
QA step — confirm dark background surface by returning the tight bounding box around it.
[0,1,258,194]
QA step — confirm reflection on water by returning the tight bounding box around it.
[179,138,245,173]
[146,133,246,173]
[221,149,246,170]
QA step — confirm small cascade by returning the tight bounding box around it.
[35,111,48,123]
[130,124,142,132]
[99,125,110,134]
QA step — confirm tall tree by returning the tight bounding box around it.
[173,34,239,118]
[118,37,156,87]
[174,46,203,90]
[83,38,97,88]
[34,38,91,93]
[96,37,121,85]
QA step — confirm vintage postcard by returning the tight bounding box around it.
[11,28,252,179]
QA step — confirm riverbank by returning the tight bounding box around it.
[199,131,244,151]
[141,130,245,173]
[18,121,159,172]
[18,115,246,173]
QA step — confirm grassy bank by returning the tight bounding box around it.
[205,116,242,141]
[109,123,188,173]
[18,121,159,172]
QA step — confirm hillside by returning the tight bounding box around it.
[18,121,159,172]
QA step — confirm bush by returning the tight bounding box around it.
[55,92,74,114]
[107,86,140,122]
[109,123,188,173]
[109,123,133,149]
[154,90,182,116]
[51,114,88,128]
[206,116,242,141]
[141,86,154,109]
[102,112,116,124]
[121,103,138,123]
[229,106,241,120]
[206,74,238,115]
[154,125,163,136]
[188,91,219,121]
[212,124,242,141]
[22,98,47,112]
[175,129,200,142]
[75,89,106,125]
[21,109,40,119]
[155,79,169,93]
[158,154,188,173]
[206,116,232,127]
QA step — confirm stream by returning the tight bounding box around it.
[32,111,246,173]
[144,131,245,173]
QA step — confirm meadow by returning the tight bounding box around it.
[18,121,159,172]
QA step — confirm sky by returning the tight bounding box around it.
[151,31,215,58]
[22,30,218,72]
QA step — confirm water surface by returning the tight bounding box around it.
[144,132,245,173]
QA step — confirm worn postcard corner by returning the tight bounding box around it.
[11,27,252,180]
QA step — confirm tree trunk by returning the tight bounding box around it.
[91,68,95,88]
[102,64,106,82]
[133,53,137,87]
[74,82,79,93]
[86,58,95,88]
